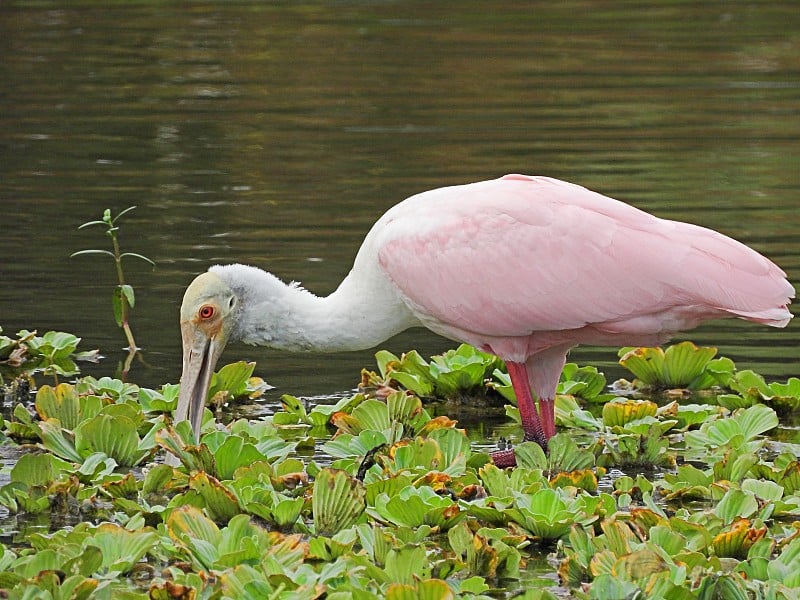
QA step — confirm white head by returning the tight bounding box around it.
[174,264,306,441]
[174,269,240,440]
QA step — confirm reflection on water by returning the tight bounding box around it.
[1,2,798,401]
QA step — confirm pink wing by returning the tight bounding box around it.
[375,175,793,340]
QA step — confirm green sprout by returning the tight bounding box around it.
[71,207,154,352]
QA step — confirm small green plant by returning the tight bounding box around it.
[617,341,733,390]
[2,347,800,599]
[367,344,503,401]
[0,328,99,385]
[71,207,154,352]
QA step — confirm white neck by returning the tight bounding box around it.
[213,264,420,353]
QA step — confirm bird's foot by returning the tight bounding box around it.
[490,432,550,468]
[490,437,516,467]
[522,429,548,450]
[490,447,517,468]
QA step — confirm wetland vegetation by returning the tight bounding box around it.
[2,332,800,599]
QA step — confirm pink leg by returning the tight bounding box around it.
[506,361,546,445]
[527,346,567,442]
[491,361,547,467]
[539,399,556,439]
[490,349,568,467]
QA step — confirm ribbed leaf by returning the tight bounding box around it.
[351,399,392,432]
[188,471,242,523]
[663,342,717,387]
[312,468,366,536]
[547,433,595,472]
[35,384,102,431]
[714,489,758,524]
[88,523,158,574]
[214,435,268,481]
[618,346,665,386]
[166,505,224,570]
[711,519,767,559]
[602,399,657,428]
[384,545,429,585]
[38,419,83,463]
[10,452,67,487]
[614,547,669,581]
[386,579,454,600]
[74,414,147,467]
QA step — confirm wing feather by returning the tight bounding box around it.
[375,176,792,338]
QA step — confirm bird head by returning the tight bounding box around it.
[175,270,239,441]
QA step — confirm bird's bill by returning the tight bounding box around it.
[175,322,226,442]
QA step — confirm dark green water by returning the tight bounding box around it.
[1,1,798,400]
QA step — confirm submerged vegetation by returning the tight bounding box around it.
[1,336,800,598]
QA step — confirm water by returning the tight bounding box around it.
[1,2,798,403]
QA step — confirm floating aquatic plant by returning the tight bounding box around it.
[0,452,73,514]
[684,403,779,454]
[1,343,800,599]
[369,344,503,401]
[726,370,800,416]
[618,341,732,390]
[491,361,613,404]
[601,398,658,428]
[312,468,366,536]
[595,423,677,469]
[207,360,270,410]
[447,521,523,580]
[0,328,99,384]
[371,483,463,531]
[34,382,102,430]
[505,487,598,542]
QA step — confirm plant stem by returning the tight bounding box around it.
[110,230,138,351]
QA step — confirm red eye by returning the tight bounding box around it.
[199,305,215,319]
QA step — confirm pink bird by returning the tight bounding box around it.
[175,175,794,466]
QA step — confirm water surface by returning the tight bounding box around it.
[1,1,798,400]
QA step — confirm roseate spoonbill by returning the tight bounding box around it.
[175,174,794,467]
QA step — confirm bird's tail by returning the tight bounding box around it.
[728,304,793,328]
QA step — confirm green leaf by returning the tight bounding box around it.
[618,342,718,389]
[736,404,780,441]
[187,471,242,523]
[70,248,115,257]
[602,399,658,427]
[375,350,401,379]
[39,418,83,462]
[112,287,125,327]
[114,205,138,221]
[120,252,155,267]
[88,523,159,574]
[741,478,784,503]
[587,573,646,599]
[504,488,580,540]
[10,452,70,487]
[323,430,388,459]
[714,489,758,524]
[167,505,221,570]
[214,435,269,481]
[548,433,595,472]
[209,361,257,401]
[384,545,429,586]
[74,414,148,467]
[513,441,548,470]
[119,284,135,308]
[34,383,82,430]
[559,363,608,400]
[686,404,779,451]
[312,468,366,536]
